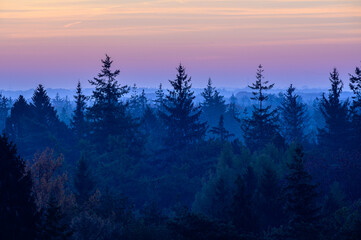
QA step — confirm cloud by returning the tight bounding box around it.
[64,21,82,28]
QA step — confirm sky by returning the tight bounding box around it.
[1,0,361,90]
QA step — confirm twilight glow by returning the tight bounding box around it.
[1,0,361,90]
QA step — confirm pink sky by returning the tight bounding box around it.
[1,0,361,90]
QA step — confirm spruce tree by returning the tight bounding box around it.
[40,195,72,240]
[283,145,321,240]
[0,134,38,240]
[279,84,308,144]
[74,155,95,206]
[71,81,87,138]
[318,68,350,150]
[87,54,133,144]
[0,93,9,131]
[5,95,31,141]
[242,65,279,151]
[159,64,206,147]
[31,84,59,127]
[201,78,226,130]
[154,83,165,110]
[349,64,361,150]
[210,115,234,143]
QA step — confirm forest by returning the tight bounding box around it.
[1,55,361,240]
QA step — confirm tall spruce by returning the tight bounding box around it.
[201,78,226,130]
[318,68,350,150]
[39,195,72,240]
[280,84,308,144]
[71,81,87,138]
[349,64,361,150]
[159,64,206,147]
[5,95,31,141]
[283,145,321,239]
[87,55,132,143]
[242,65,279,151]
[0,134,38,240]
[74,155,95,206]
[31,84,59,127]
[0,94,9,131]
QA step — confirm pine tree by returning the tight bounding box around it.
[242,65,279,151]
[201,78,226,130]
[0,134,38,240]
[154,83,165,110]
[87,54,133,144]
[280,84,308,144]
[349,64,361,150]
[40,195,72,240]
[74,155,95,206]
[318,68,350,150]
[0,93,9,131]
[71,81,87,138]
[5,95,31,140]
[283,145,321,240]
[159,64,206,147]
[31,84,59,127]
[210,115,234,143]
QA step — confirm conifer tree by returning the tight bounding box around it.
[210,115,234,143]
[242,65,279,151]
[0,93,9,131]
[349,64,361,150]
[31,84,59,127]
[201,78,226,129]
[154,83,165,109]
[71,81,87,138]
[74,155,95,205]
[0,134,38,240]
[87,54,133,143]
[280,84,308,143]
[40,195,72,240]
[283,145,321,239]
[5,95,31,140]
[159,64,206,147]
[318,68,350,150]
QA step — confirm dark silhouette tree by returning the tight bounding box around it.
[283,145,321,240]
[5,95,31,141]
[154,83,165,110]
[74,155,95,206]
[0,93,9,131]
[87,54,134,146]
[31,84,59,127]
[349,64,361,150]
[159,64,206,147]
[242,65,279,151]
[210,115,234,143]
[318,68,350,150]
[39,195,72,240]
[201,78,226,129]
[0,134,38,240]
[280,84,308,144]
[71,81,87,138]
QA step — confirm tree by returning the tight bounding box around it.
[39,195,72,240]
[349,64,361,150]
[283,145,321,239]
[201,78,226,130]
[87,54,133,144]
[71,81,87,138]
[0,134,38,240]
[159,64,206,147]
[31,84,59,127]
[0,93,9,131]
[318,68,350,150]
[279,84,308,144]
[74,155,95,206]
[210,115,234,143]
[242,65,279,151]
[5,95,31,140]
[154,83,165,110]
